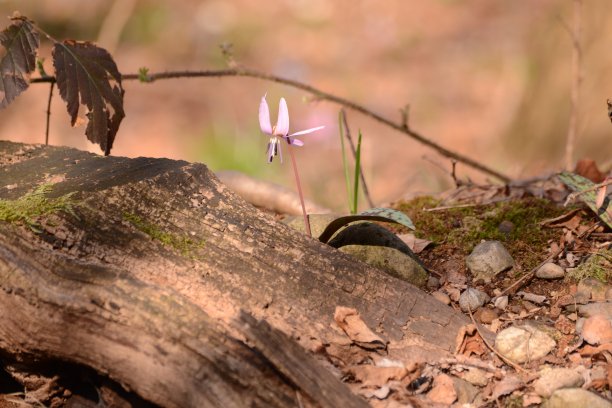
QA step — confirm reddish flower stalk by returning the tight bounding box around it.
[259,95,324,237]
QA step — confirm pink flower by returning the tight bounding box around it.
[259,94,324,163]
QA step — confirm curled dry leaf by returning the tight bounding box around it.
[397,233,433,253]
[0,17,39,108]
[53,40,125,155]
[334,306,386,350]
[491,373,523,400]
[427,373,457,405]
[347,365,407,387]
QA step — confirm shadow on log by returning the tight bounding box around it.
[0,141,473,406]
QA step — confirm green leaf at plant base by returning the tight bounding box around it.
[318,208,415,243]
[359,208,416,230]
[558,171,612,229]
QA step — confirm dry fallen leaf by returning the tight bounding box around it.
[347,365,407,387]
[579,343,612,357]
[334,306,386,350]
[491,373,524,400]
[397,233,433,254]
[582,315,612,346]
[427,373,457,405]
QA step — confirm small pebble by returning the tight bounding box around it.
[518,291,547,305]
[478,308,498,324]
[498,220,514,234]
[535,263,565,280]
[459,288,489,313]
[432,291,451,305]
[494,296,509,310]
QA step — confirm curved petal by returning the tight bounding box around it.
[259,95,272,134]
[275,98,290,136]
[288,137,304,146]
[289,125,325,137]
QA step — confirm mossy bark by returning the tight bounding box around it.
[0,141,471,407]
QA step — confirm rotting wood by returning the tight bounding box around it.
[0,141,475,406]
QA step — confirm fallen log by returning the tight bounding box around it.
[0,141,472,406]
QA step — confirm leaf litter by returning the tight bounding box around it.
[319,171,612,406]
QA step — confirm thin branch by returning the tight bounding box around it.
[564,0,583,170]
[31,68,511,183]
[340,109,374,208]
[45,82,55,145]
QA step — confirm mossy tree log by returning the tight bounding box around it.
[0,141,471,407]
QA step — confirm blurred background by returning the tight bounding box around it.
[0,0,610,210]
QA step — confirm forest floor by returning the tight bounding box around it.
[0,163,610,407]
[326,166,612,406]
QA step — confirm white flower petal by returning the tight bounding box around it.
[289,125,325,137]
[259,95,272,134]
[275,98,290,136]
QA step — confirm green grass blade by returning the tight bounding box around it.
[352,130,362,214]
[338,111,352,213]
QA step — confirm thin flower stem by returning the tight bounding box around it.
[45,82,54,145]
[286,141,311,237]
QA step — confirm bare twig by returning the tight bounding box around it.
[339,109,374,208]
[31,68,511,183]
[500,221,598,296]
[564,0,583,170]
[45,82,54,145]
[499,245,564,297]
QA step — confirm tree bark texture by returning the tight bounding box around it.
[0,141,473,407]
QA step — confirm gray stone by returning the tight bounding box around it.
[533,367,585,397]
[286,218,429,287]
[340,245,428,287]
[283,213,341,238]
[495,325,556,364]
[543,388,612,408]
[536,263,565,280]
[466,240,514,282]
[494,296,509,310]
[459,288,489,312]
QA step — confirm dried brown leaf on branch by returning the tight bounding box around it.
[52,40,125,155]
[0,17,39,109]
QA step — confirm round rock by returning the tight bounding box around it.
[533,367,585,398]
[536,263,565,280]
[465,240,514,283]
[459,288,489,313]
[431,291,451,305]
[495,325,556,364]
[543,388,612,408]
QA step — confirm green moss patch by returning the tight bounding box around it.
[0,184,77,230]
[566,249,612,283]
[123,212,205,258]
[394,196,571,271]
